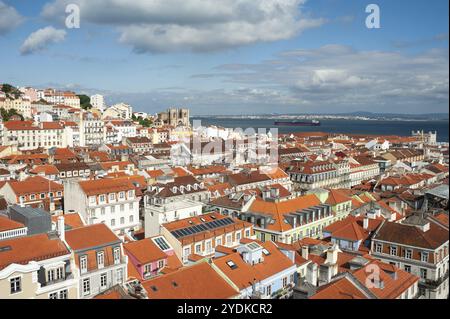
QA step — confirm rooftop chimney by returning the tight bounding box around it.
[57,216,65,242]
[363,218,369,230]
[301,246,309,260]
[326,244,339,265]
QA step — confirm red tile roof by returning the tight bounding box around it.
[142,262,238,299]
[65,224,121,251]
[0,233,69,270]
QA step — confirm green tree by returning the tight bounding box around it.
[0,107,24,121]
[77,94,93,110]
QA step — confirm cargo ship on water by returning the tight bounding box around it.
[274,120,321,127]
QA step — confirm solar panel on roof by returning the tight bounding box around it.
[153,237,171,251]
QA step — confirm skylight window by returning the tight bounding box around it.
[226,261,238,270]
[262,249,270,256]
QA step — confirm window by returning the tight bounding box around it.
[116,269,124,283]
[420,268,428,279]
[128,190,134,198]
[282,277,288,287]
[129,215,134,223]
[10,277,21,294]
[89,196,96,204]
[97,251,105,268]
[111,219,116,227]
[375,243,383,253]
[47,269,55,282]
[113,247,121,264]
[120,204,125,212]
[99,195,105,202]
[40,193,46,199]
[405,249,413,259]
[111,206,115,213]
[226,234,232,245]
[216,237,222,246]
[83,278,90,295]
[101,207,105,215]
[404,265,411,273]
[100,273,107,288]
[144,264,152,274]
[421,252,429,263]
[55,267,63,280]
[266,285,272,296]
[129,203,134,210]
[236,232,241,241]
[59,289,68,299]
[158,260,164,269]
[49,292,58,299]
[109,193,115,201]
[390,246,397,256]
[119,192,125,199]
[271,235,277,242]
[80,256,87,273]
[245,229,251,238]
[120,217,125,225]
[195,243,202,254]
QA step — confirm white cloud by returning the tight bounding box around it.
[189,45,449,113]
[20,26,67,55]
[0,1,23,35]
[42,0,325,53]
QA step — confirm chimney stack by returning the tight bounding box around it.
[301,245,309,260]
[363,218,369,230]
[57,216,65,241]
[326,244,339,265]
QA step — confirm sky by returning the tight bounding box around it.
[0,0,448,115]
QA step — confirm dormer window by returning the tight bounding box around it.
[421,252,429,263]
[405,249,413,259]
[113,247,121,264]
[119,192,125,199]
[97,251,105,269]
[80,255,88,273]
[390,246,397,256]
[109,193,115,201]
[173,187,177,193]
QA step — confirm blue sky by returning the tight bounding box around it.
[0,0,448,115]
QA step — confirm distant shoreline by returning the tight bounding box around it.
[192,115,449,122]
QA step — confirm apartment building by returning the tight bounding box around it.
[212,240,297,299]
[349,156,381,187]
[0,176,64,213]
[124,236,181,281]
[2,121,64,150]
[65,223,128,299]
[371,215,449,299]
[144,199,204,238]
[0,231,78,299]
[287,160,351,192]
[0,96,32,119]
[161,212,254,264]
[64,178,141,235]
[125,136,153,154]
[80,113,105,147]
[211,193,335,244]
